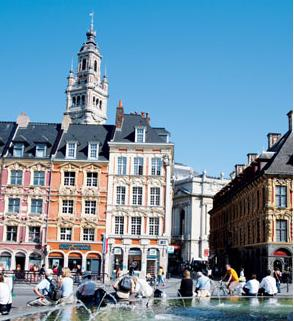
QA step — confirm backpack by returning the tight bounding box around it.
[46,278,62,301]
[119,276,132,293]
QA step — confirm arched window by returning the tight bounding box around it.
[77,96,80,105]
[82,59,87,71]
[180,209,185,235]
[99,100,102,109]
[93,97,95,104]
[94,60,97,72]
[72,97,76,106]
[81,95,85,105]
[96,99,99,106]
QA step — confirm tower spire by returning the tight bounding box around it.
[89,12,94,33]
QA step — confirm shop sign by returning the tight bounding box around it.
[59,244,91,251]
[113,248,122,255]
[148,249,158,257]
[167,246,175,254]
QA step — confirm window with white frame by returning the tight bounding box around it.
[85,200,96,214]
[132,187,143,205]
[28,226,41,243]
[8,198,20,213]
[151,158,162,176]
[62,200,74,214]
[149,217,159,236]
[60,227,72,240]
[36,144,47,158]
[116,186,126,205]
[83,228,95,241]
[66,142,77,159]
[134,157,144,175]
[117,156,127,175]
[10,170,23,185]
[131,217,142,235]
[31,199,43,214]
[150,187,160,206]
[13,143,24,157]
[6,226,17,242]
[86,172,98,187]
[64,171,75,186]
[33,171,45,186]
[114,216,124,234]
[275,186,287,208]
[135,127,145,143]
[276,219,287,242]
[88,143,99,159]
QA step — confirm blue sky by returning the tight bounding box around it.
[0,0,292,176]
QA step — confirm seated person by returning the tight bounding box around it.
[0,274,12,315]
[224,264,239,295]
[259,270,277,296]
[178,270,193,297]
[195,272,211,297]
[113,275,135,300]
[133,277,153,298]
[243,274,260,296]
[28,269,59,306]
[59,267,74,304]
[76,272,96,303]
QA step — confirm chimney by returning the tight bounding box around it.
[115,99,124,129]
[247,153,258,164]
[287,110,292,131]
[145,112,150,125]
[16,112,30,128]
[235,164,245,176]
[267,133,281,149]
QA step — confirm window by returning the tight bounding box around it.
[94,60,97,72]
[131,217,142,235]
[64,171,75,186]
[86,172,98,187]
[83,228,95,241]
[151,158,162,176]
[150,187,160,206]
[6,226,17,242]
[66,142,77,159]
[132,187,143,205]
[33,171,45,186]
[135,127,145,143]
[13,143,24,157]
[276,220,287,242]
[62,200,74,214]
[85,200,96,214]
[31,199,43,214]
[72,97,76,106]
[28,227,41,243]
[82,58,87,70]
[115,217,124,235]
[116,186,126,205]
[134,157,144,175]
[275,186,287,208]
[36,144,46,158]
[88,143,99,160]
[8,198,20,213]
[10,170,22,185]
[149,217,159,236]
[60,227,72,241]
[77,96,80,106]
[117,157,127,175]
[81,95,85,105]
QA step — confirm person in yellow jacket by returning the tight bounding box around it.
[225,264,239,295]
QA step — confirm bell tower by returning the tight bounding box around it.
[64,13,109,124]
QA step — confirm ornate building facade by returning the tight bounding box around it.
[105,101,174,279]
[170,164,228,273]
[209,112,293,278]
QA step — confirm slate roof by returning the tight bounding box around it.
[0,122,17,156]
[55,124,115,161]
[7,123,61,158]
[113,114,170,144]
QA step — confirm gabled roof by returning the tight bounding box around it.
[113,114,170,144]
[7,123,61,159]
[55,124,115,161]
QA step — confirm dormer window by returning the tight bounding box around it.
[135,127,146,143]
[88,143,99,160]
[36,144,47,158]
[13,143,24,157]
[66,142,77,159]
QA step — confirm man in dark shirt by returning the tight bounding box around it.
[178,270,193,297]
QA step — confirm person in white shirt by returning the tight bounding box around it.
[243,274,260,296]
[259,270,278,296]
[0,274,12,315]
[59,267,74,304]
[77,272,97,303]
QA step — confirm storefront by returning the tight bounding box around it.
[48,252,64,268]
[86,253,101,274]
[112,247,123,270]
[68,252,82,270]
[0,251,12,270]
[146,248,159,276]
[29,252,42,267]
[128,248,142,272]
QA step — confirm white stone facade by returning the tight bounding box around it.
[105,143,174,279]
[172,164,229,262]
